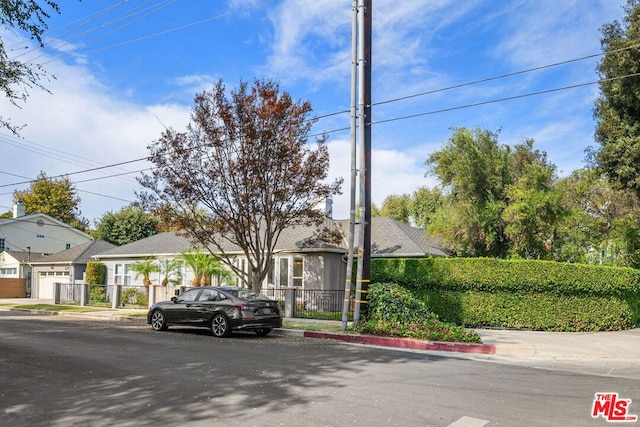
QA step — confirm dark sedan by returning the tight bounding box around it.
[147,286,283,337]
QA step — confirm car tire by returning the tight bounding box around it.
[255,328,272,336]
[150,310,168,331]
[210,313,231,338]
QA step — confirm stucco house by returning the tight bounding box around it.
[93,217,446,292]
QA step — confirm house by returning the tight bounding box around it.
[0,201,95,297]
[0,201,93,254]
[93,217,445,292]
[27,240,116,299]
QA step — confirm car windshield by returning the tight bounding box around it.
[224,289,265,300]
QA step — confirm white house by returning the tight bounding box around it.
[0,201,93,254]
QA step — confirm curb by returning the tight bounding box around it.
[301,330,497,354]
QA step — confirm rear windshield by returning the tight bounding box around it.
[224,289,266,300]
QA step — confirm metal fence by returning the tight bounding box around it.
[54,283,353,320]
[264,287,353,320]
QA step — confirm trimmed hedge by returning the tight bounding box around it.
[370,257,640,331]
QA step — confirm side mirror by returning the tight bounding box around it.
[171,296,178,303]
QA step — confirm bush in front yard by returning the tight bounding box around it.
[358,283,481,343]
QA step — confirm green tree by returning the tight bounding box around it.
[14,171,88,230]
[426,128,512,256]
[0,1,60,134]
[411,186,443,229]
[377,194,412,224]
[130,257,159,288]
[503,161,567,259]
[139,79,342,292]
[555,169,640,267]
[426,128,561,258]
[593,0,640,196]
[94,206,159,246]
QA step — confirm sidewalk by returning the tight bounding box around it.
[2,299,639,378]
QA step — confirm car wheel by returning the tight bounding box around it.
[150,310,168,331]
[210,313,231,338]
[255,328,272,336]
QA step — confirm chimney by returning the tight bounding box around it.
[13,200,26,218]
[325,197,333,219]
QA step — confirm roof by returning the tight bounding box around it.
[3,250,47,263]
[28,240,117,265]
[0,213,93,240]
[94,217,445,259]
[337,217,447,257]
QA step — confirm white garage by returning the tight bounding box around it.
[37,271,70,299]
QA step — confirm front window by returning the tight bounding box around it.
[293,256,304,287]
[279,258,289,287]
[114,263,132,285]
[0,267,17,277]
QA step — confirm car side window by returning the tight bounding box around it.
[178,289,199,302]
[199,289,218,302]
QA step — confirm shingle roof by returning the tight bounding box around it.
[337,217,447,257]
[5,250,47,263]
[94,218,445,258]
[95,232,195,258]
[28,240,117,264]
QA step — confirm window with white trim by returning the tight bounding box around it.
[0,238,5,252]
[114,263,132,285]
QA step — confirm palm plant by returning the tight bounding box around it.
[181,249,232,286]
[130,257,159,289]
[158,258,183,286]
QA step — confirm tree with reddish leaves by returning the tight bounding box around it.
[139,79,342,292]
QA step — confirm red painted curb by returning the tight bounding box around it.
[303,331,496,355]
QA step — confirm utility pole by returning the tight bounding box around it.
[351,0,372,328]
[341,0,358,331]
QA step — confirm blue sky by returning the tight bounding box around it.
[0,0,630,224]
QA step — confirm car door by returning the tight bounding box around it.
[167,288,201,325]
[193,288,221,326]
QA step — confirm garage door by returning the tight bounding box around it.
[38,272,70,299]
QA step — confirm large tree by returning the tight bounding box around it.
[0,1,60,134]
[426,128,561,258]
[139,79,342,292]
[14,171,88,230]
[94,206,159,246]
[593,0,640,196]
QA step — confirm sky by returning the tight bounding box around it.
[0,0,630,226]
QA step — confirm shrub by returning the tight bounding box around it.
[85,262,106,285]
[121,288,148,308]
[358,283,481,343]
[89,285,107,303]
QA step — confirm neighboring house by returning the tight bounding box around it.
[27,240,116,299]
[0,201,96,297]
[0,201,93,254]
[93,217,445,292]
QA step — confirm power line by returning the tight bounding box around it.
[0,158,149,188]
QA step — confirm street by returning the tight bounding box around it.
[0,310,638,426]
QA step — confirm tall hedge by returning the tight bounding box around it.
[370,257,640,331]
[85,262,106,285]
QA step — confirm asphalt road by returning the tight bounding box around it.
[0,310,638,427]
